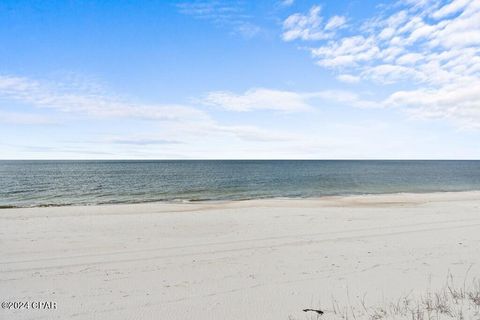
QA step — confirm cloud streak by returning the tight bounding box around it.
[200,87,381,112]
[0,74,318,151]
[0,111,56,125]
[177,1,262,38]
[0,75,209,122]
[201,88,313,112]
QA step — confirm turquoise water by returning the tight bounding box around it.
[1,160,480,208]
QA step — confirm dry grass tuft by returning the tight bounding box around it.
[302,272,480,320]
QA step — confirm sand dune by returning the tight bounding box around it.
[1,192,480,319]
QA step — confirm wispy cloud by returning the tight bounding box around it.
[201,88,313,112]
[0,74,319,152]
[308,90,381,109]
[282,5,347,41]
[177,1,261,38]
[8,144,114,156]
[212,124,301,142]
[324,15,347,31]
[0,75,208,122]
[280,0,295,7]
[177,1,246,22]
[336,74,360,83]
[284,0,480,129]
[200,87,381,112]
[0,111,56,125]
[106,137,183,145]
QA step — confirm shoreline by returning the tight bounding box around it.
[2,189,480,210]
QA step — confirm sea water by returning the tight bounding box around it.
[1,160,480,208]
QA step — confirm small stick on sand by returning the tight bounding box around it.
[303,308,324,315]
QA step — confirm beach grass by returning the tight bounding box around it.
[301,273,480,320]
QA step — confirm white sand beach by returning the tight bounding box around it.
[1,191,480,320]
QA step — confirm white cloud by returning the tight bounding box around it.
[385,80,480,129]
[201,88,313,112]
[378,27,396,40]
[280,0,294,7]
[308,90,381,109]
[177,1,262,38]
[396,52,424,65]
[282,5,325,41]
[235,22,262,38]
[0,75,208,122]
[0,111,55,125]
[325,15,347,31]
[0,74,326,155]
[312,36,380,67]
[177,1,243,23]
[201,87,383,112]
[336,74,360,83]
[282,5,346,41]
[363,64,426,84]
[106,137,183,145]
[294,0,480,128]
[212,125,301,142]
[431,0,471,19]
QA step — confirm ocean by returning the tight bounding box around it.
[1,160,480,208]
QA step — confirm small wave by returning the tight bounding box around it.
[0,203,76,209]
[37,203,75,208]
[2,188,480,209]
[0,205,18,209]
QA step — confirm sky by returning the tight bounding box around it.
[1,0,479,159]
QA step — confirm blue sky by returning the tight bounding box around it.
[1,0,479,159]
